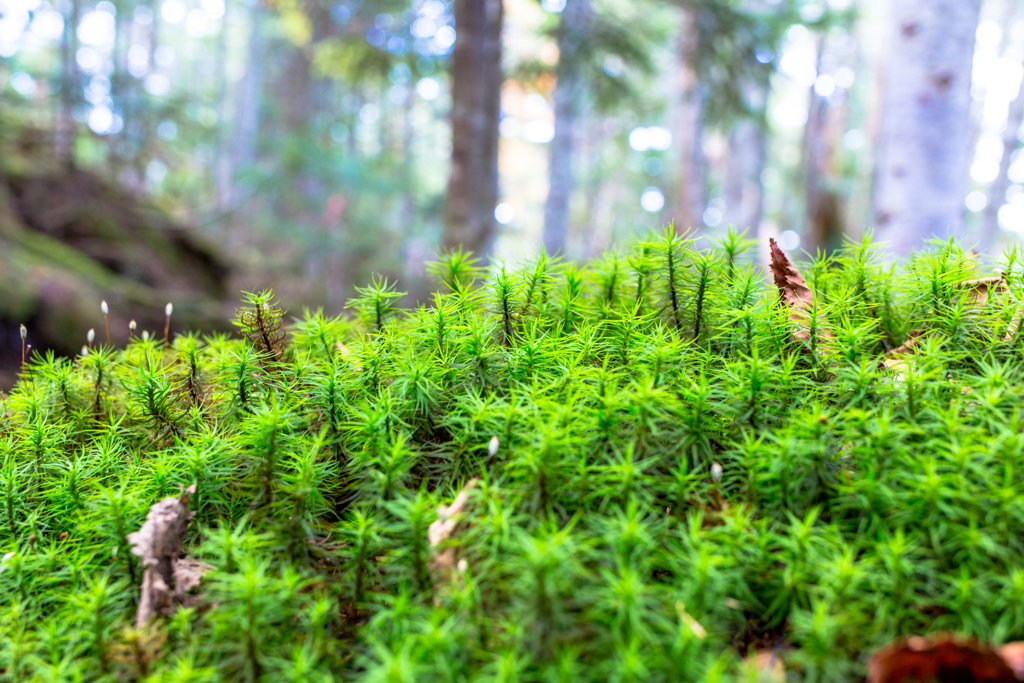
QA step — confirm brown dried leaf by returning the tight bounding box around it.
[963,275,1008,307]
[741,649,785,683]
[880,328,928,373]
[128,484,209,627]
[962,275,1024,343]
[999,642,1024,679]
[888,328,926,358]
[768,238,832,348]
[884,275,1016,365]
[867,633,1019,683]
[1006,307,1022,342]
[335,342,363,371]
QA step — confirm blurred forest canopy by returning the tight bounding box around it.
[0,0,1020,351]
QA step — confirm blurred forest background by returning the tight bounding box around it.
[0,0,1014,380]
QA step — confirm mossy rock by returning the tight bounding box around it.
[0,123,230,381]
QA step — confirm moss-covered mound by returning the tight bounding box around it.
[0,121,229,383]
[1,234,1024,682]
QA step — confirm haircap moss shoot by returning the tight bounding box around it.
[164,303,173,344]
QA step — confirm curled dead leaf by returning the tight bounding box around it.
[882,273,1020,368]
[887,328,926,359]
[768,238,833,350]
[867,633,1019,683]
[963,276,1023,343]
[962,275,1008,307]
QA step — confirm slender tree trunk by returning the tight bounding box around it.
[673,5,706,232]
[872,0,981,256]
[107,0,129,176]
[56,0,79,170]
[543,0,591,256]
[284,49,312,133]
[983,59,1024,249]
[723,118,765,235]
[134,0,159,186]
[401,89,416,228]
[581,116,610,257]
[214,0,230,211]
[231,2,265,204]
[803,72,830,252]
[442,0,503,256]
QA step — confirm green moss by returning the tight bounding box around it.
[1,236,1023,682]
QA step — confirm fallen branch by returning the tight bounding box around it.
[428,478,479,581]
[127,484,211,627]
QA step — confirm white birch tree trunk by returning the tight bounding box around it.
[872,0,981,256]
[983,51,1024,249]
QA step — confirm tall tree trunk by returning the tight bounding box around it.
[673,5,706,232]
[231,2,265,204]
[543,0,591,256]
[214,0,231,211]
[983,59,1024,250]
[134,0,160,187]
[442,0,503,257]
[872,0,981,256]
[581,116,610,258]
[107,0,130,177]
[723,118,765,235]
[56,0,79,170]
[803,83,833,253]
[283,49,312,133]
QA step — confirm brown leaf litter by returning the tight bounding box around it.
[127,484,212,627]
[882,273,1021,371]
[741,648,785,683]
[868,633,1024,683]
[768,238,833,350]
